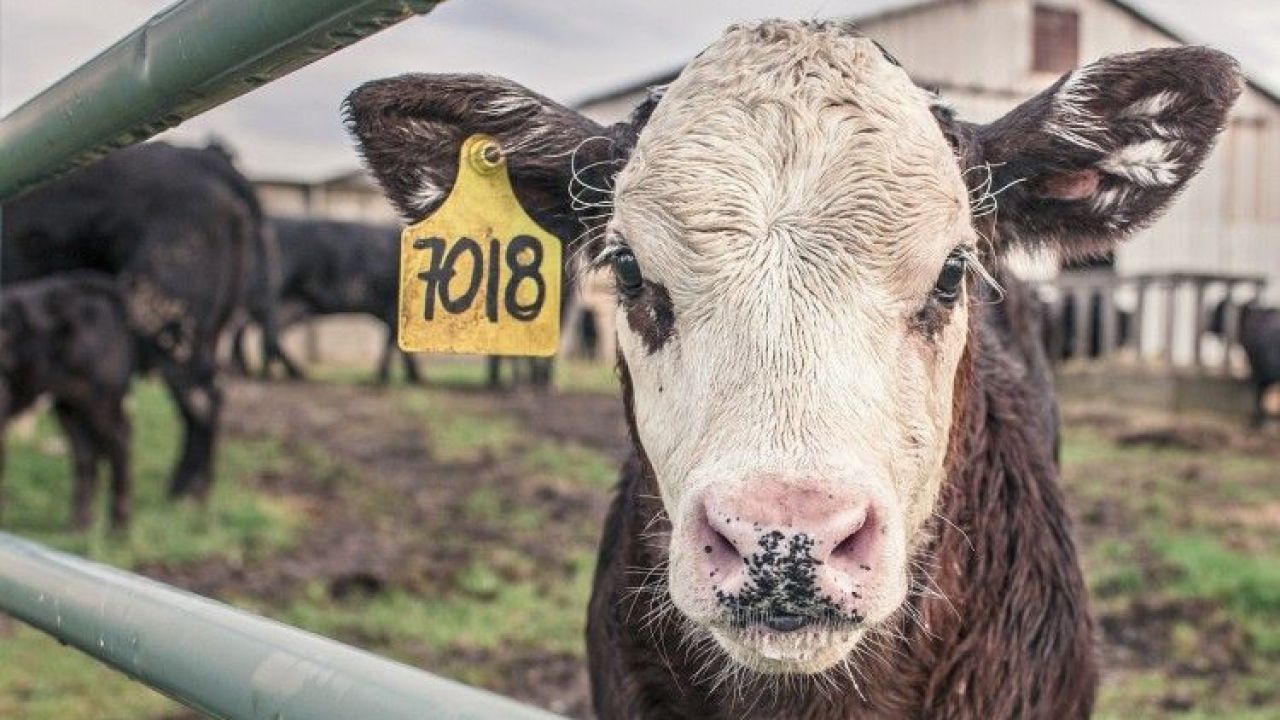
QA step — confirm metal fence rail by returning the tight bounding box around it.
[0,531,561,720]
[0,0,439,199]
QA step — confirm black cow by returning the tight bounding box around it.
[229,217,421,384]
[2,141,262,499]
[1209,299,1280,425]
[0,273,133,529]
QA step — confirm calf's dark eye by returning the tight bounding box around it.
[612,248,645,297]
[932,251,967,303]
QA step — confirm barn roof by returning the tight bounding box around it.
[572,0,1280,110]
[1101,0,1280,106]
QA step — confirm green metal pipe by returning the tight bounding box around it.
[0,0,441,200]
[0,531,563,720]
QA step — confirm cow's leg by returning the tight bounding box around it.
[533,358,554,391]
[259,311,305,381]
[269,304,309,381]
[106,414,133,530]
[261,338,305,381]
[515,358,536,388]
[401,350,422,385]
[486,356,502,390]
[88,399,133,531]
[162,358,222,500]
[0,402,8,525]
[0,432,6,526]
[1251,381,1270,428]
[274,345,305,381]
[376,328,395,386]
[54,402,99,530]
[257,316,277,380]
[510,359,525,388]
[230,320,254,376]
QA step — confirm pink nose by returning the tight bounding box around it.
[694,482,882,627]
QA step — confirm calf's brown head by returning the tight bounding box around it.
[346,20,1239,675]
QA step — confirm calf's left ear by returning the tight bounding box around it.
[967,46,1241,257]
[343,74,624,241]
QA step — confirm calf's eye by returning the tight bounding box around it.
[932,250,967,303]
[611,248,645,297]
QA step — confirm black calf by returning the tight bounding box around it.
[0,273,133,529]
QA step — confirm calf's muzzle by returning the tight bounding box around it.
[693,481,885,630]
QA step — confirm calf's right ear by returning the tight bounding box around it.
[344,74,622,241]
[965,46,1242,258]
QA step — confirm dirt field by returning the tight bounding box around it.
[0,361,1277,719]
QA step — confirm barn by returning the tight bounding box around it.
[255,170,399,225]
[568,0,1280,374]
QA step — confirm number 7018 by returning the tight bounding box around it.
[413,235,547,322]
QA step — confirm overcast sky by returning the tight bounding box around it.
[2,0,1277,181]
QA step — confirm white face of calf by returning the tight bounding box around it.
[346,19,1239,677]
[606,25,972,671]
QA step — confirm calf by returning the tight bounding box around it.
[230,217,420,384]
[346,21,1239,718]
[2,141,262,499]
[0,273,133,529]
[1209,299,1280,425]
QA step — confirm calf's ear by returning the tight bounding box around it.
[966,47,1241,258]
[343,74,623,241]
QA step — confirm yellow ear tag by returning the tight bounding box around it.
[397,135,562,356]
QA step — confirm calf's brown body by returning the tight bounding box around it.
[588,275,1096,719]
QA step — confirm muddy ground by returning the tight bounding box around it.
[145,378,628,718]
[60,375,1280,718]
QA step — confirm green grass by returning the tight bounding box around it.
[262,551,597,689]
[1157,532,1280,660]
[398,389,519,462]
[277,551,594,658]
[287,370,616,691]
[461,486,547,531]
[1094,669,1280,720]
[1158,534,1280,617]
[520,441,617,490]
[0,624,176,720]
[1086,538,1146,600]
[0,379,307,720]
[1061,414,1280,718]
[555,360,619,394]
[2,380,302,568]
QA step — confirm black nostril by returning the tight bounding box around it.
[765,613,811,633]
[833,531,860,558]
[705,514,738,558]
[832,512,871,560]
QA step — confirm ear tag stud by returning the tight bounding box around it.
[397,134,562,356]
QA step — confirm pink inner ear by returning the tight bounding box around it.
[1039,168,1101,200]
